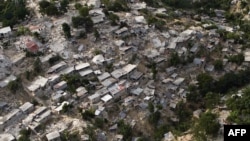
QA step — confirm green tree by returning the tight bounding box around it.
[7,77,22,93]
[153,125,169,140]
[38,0,50,10]
[79,6,89,17]
[148,111,161,127]
[62,23,71,38]
[72,16,84,28]
[46,4,60,16]
[175,101,192,122]
[0,0,29,26]
[49,54,62,65]
[60,0,69,13]
[84,17,94,32]
[204,92,220,109]
[118,120,132,141]
[197,73,214,95]
[228,53,244,65]
[18,129,31,141]
[61,131,81,141]
[38,0,60,16]
[107,0,129,12]
[74,3,82,10]
[143,0,157,7]
[33,58,43,74]
[148,101,154,113]
[82,109,95,121]
[187,85,201,103]
[61,103,73,113]
[226,87,250,124]
[147,15,166,30]
[213,60,223,71]
[94,117,105,129]
[169,52,181,66]
[72,16,93,31]
[106,12,120,25]
[194,112,220,139]
[84,125,96,141]
[17,26,31,36]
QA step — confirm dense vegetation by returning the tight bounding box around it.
[227,88,250,124]
[102,0,129,12]
[7,77,22,93]
[191,68,250,96]
[70,4,94,32]
[193,112,220,140]
[0,0,29,27]
[143,0,231,10]
[62,74,90,93]
[18,129,31,141]
[39,0,69,16]
[62,23,71,38]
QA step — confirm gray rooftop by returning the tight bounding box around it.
[19,102,34,113]
[0,133,15,141]
[46,131,61,141]
[101,77,117,87]
[97,72,111,81]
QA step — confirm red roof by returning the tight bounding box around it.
[26,40,39,53]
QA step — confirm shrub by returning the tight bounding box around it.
[82,109,95,121]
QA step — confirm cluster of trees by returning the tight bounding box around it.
[143,0,159,7]
[194,0,231,10]
[227,87,250,124]
[81,109,95,121]
[193,112,220,140]
[33,58,43,74]
[18,129,31,141]
[102,0,129,12]
[238,21,250,49]
[198,68,250,95]
[117,120,133,141]
[62,74,90,93]
[72,16,93,31]
[146,15,166,30]
[147,102,170,140]
[213,59,223,71]
[227,53,244,65]
[61,103,73,113]
[81,109,106,129]
[161,0,193,9]
[8,77,22,93]
[38,0,69,16]
[0,0,29,27]
[216,29,243,43]
[143,0,231,10]
[61,130,81,141]
[169,52,181,66]
[174,101,192,132]
[104,11,120,26]
[25,58,44,81]
[71,4,94,32]
[148,102,161,127]
[62,23,71,38]
[16,26,31,36]
[48,54,62,66]
[187,68,250,109]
